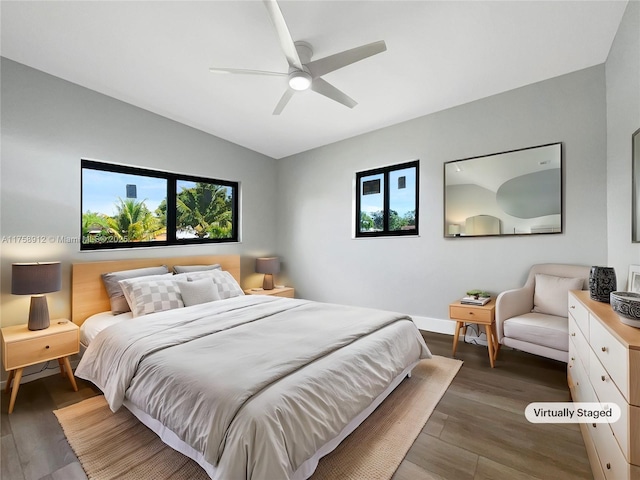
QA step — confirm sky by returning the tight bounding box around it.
[360,166,416,217]
[82,169,167,215]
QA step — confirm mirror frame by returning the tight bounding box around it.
[633,128,640,243]
[443,142,563,238]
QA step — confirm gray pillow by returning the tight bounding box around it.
[101,265,169,314]
[173,264,221,274]
[178,278,221,307]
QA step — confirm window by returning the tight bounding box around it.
[355,160,419,237]
[81,160,238,249]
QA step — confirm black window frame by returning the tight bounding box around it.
[80,159,239,250]
[355,160,419,238]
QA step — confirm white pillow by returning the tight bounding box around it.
[186,270,245,300]
[178,278,220,307]
[119,273,175,312]
[532,274,584,317]
[119,277,184,317]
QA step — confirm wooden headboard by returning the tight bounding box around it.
[71,255,241,325]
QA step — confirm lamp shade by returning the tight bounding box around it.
[12,262,62,295]
[256,257,280,275]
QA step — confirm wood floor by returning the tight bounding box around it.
[0,332,592,480]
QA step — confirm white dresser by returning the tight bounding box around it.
[567,290,640,480]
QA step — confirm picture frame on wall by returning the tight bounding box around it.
[627,265,640,293]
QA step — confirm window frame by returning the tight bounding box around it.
[355,160,419,238]
[80,159,239,250]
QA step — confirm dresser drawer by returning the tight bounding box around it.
[569,292,590,340]
[569,315,590,372]
[590,317,629,402]
[449,304,492,324]
[570,348,597,403]
[588,420,640,480]
[589,349,640,465]
[4,330,78,370]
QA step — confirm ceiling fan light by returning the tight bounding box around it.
[288,71,311,91]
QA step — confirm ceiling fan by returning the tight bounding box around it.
[209,0,387,115]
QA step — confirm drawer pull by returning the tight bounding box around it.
[601,346,608,352]
[571,332,576,337]
[592,423,597,428]
[606,463,611,470]
[45,345,50,349]
[570,305,575,309]
[571,356,575,361]
[601,375,606,382]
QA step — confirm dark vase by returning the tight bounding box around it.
[589,266,617,303]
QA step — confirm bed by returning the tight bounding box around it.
[72,255,431,480]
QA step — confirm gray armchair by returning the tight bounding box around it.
[495,264,591,362]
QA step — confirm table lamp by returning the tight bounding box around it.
[12,262,62,330]
[256,257,280,290]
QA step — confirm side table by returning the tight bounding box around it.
[449,299,499,367]
[2,320,79,413]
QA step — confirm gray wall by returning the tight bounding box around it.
[0,58,279,326]
[276,65,609,328]
[606,0,640,280]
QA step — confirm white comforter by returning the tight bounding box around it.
[76,295,431,479]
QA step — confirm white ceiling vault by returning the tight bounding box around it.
[0,1,628,159]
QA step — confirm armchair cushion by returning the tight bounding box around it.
[503,312,569,352]
[532,274,584,317]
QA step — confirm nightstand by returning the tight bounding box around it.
[244,286,295,298]
[2,320,79,413]
[449,299,498,368]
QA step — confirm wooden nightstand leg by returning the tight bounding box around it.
[5,370,14,393]
[452,321,464,356]
[491,326,500,360]
[58,358,66,376]
[484,325,495,368]
[8,368,23,414]
[62,357,78,392]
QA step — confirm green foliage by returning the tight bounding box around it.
[361,209,415,232]
[106,198,164,241]
[176,183,233,239]
[82,182,234,244]
[466,290,491,298]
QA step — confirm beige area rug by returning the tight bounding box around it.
[54,355,462,480]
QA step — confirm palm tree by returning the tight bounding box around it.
[176,183,233,239]
[107,198,164,241]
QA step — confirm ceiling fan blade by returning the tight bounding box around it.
[310,78,357,109]
[263,0,303,70]
[209,67,287,77]
[306,40,387,78]
[273,88,295,115]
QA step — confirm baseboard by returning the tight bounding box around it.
[0,358,80,390]
[411,315,455,335]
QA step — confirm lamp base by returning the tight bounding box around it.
[28,295,51,331]
[262,274,275,290]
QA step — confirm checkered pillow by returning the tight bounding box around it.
[186,270,244,300]
[119,278,184,317]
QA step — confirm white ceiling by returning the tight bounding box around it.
[0,1,628,159]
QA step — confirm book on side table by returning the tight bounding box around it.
[460,296,491,306]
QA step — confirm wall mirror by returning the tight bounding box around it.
[633,128,640,243]
[444,143,562,237]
